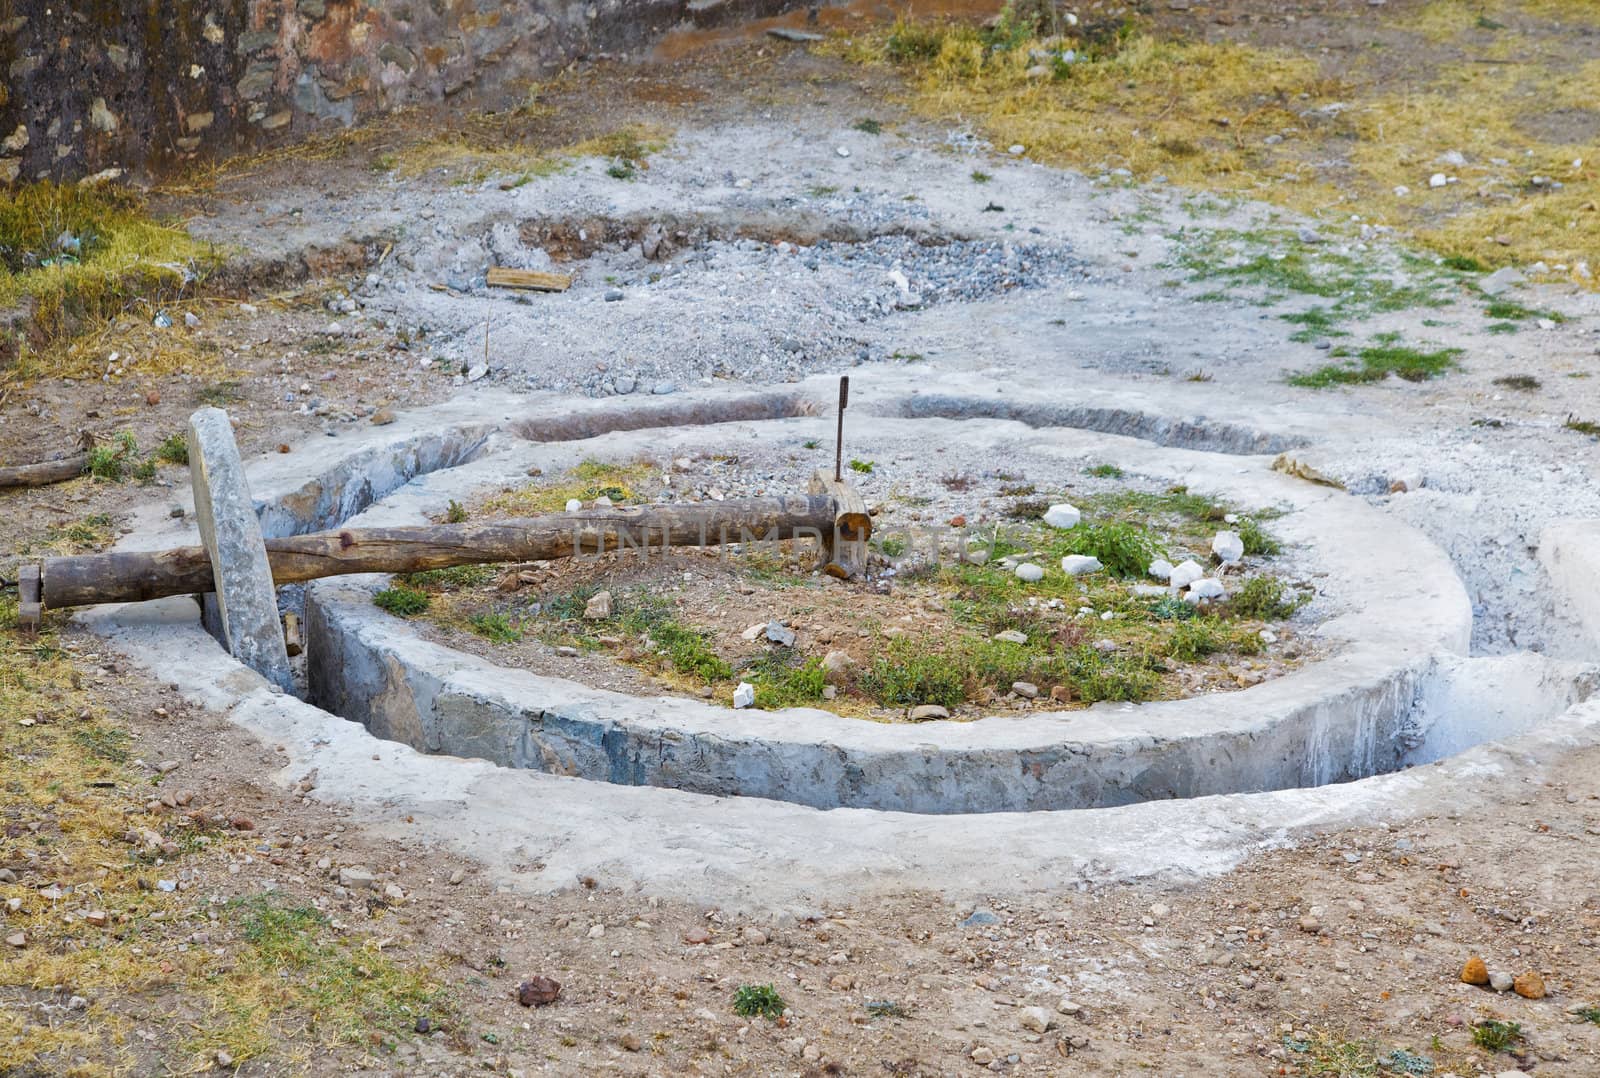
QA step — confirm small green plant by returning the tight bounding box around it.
[848,459,875,474]
[1493,374,1540,392]
[1483,298,1564,323]
[605,159,637,180]
[1237,517,1281,556]
[971,170,991,183]
[853,118,883,134]
[1566,416,1600,437]
[747,651,828,709]
[865,1000,910,1019]
[1229,576,1305,619]
[1084,463,1124,479]
[154,433,189,465]
[469,611,524,643]
[732,984,786,1020]
[444,499,468,524]
[802,439,820,449]
[1059,522,1165,578]
[86,431,138,480]
[1384,1047,1434,1075]
[1443,253,1487,272]
[131,457,158,482]
[374,585,430,617]
[1575,1004,1600,1025]
[1471,1019,1522,1053]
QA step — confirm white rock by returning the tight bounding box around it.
[1189,578,1227,601]
[1259,629,1278,644]
[1211,530,1245,564]
[565,498,583,513]
[1480,266,1525,296]
[1393,184,1409,197]
[1131,584,1169,597]
[583,591,612,619]
[1008,144,1026,155]
[467,363,489,382]
[1042,503,1081,529]
[992,629,1028,644]
[1014,563,1045,583]
[1428,172,1449,188]
[1148,559,1174,581]
[732,682,756,709]
[593,495,612,507]
[835,146,850,158]
[1168,560,1205,589]
[1060,555,1101,576]
[1018,1005,1053,1033]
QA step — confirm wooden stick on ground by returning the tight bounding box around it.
[38,495,840,611]
[0,455,89,489]
[808,469,871,579]
[486,267,574,292]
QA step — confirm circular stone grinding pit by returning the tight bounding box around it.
[247,380,1599,815]
[84,379,1600,903]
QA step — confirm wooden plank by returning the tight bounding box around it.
[486,267,574,293]
[38,496,839,610]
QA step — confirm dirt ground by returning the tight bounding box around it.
[7,0,1600,1075]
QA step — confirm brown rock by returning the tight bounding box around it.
[5,931,25,948]
[1513,970,1546,999]
[683,926,712,945]
[229,816,255,831]
[370,408,396,426]
[1459,955,1490,986]
[949,514,966,527]
[84,910,108,927]
[145,390,161,406]
[517,976,561,1007]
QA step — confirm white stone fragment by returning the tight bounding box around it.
[565,498,583,513]
[732,682,756,709]
[1060,555,1102,576]
[1168,560,1205,589]
[1148,559,1174,581]
[1189,578,1227,601]
[1042,503,1081,529]
[1014,563,1045,583]
[1212,530,1245,564]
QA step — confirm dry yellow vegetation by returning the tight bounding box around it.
[837,0,1598,282]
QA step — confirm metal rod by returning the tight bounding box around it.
[834,375,849,483]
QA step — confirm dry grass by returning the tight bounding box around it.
[475,458,656,518]
[0,600,449,1074]
[0,183,225,379]
[839,0,1599,282]
[385,120,671,187]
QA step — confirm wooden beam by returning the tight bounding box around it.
[38,496,838,610]
[0,454,86,489]
[486,267,574,293]
[807,469,871,579]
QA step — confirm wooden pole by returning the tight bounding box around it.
[807,469,871,579]
[38,496,840,611]
[0,455,87,489]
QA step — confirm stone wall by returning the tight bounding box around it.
[0,0,780,183]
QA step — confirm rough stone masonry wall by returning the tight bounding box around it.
[0,0,782,184]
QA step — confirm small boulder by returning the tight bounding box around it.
[821,650,855,683]
[909,704,950,721]
[1060,555,1102,576]
[565,498,583,513]
[517,976,561,1007]
[1011,681,1039,699]
[1148,559,1174,581]
[1189,578,1227,601]
[1211,530,1245,564]
[1019,1005,1053,1033]
[1168,560,1205,589]
[732,682,756,709]
[764,621,797,647]
[1042,504,1081,529]
[1489,971,1514,992]
[1513,971,1546,999]
[583,591,613,619]
[992,629,1028,644]
[1460,955,1490,985]
[1014,563,1045,583]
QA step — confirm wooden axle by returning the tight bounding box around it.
[32,493,866,614]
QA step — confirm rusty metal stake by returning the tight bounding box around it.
[834,375,849,483]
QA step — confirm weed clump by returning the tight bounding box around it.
[1288,344,1462,388]
[374,585,431,617]
[732,984,786,1020]
[1229,576,1305,620]
[1471,1019,1522,1053]
[1058,521,1165,578]
[86,431,138,480]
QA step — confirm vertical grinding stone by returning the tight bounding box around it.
[187,408,293,692]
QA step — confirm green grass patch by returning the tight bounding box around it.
[401,564,499,591]
[1483,298,1565,322]
[1492,374,1540,391]
[1237,517,1280,556]
[1288,344,1462,388]
[86,431,138,481]
[745,650,828,709]
[469,611,524,643]
[1228,575,1305,619]
[1084,463,1124,478]
[1281,306,1350,343]
[1565,416,1600,436]
[1057,521,1166,578]
[859,637,969,709]
[849,458,875,474]
[374,585,430,617]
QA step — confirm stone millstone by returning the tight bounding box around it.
[187,407,293,692]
